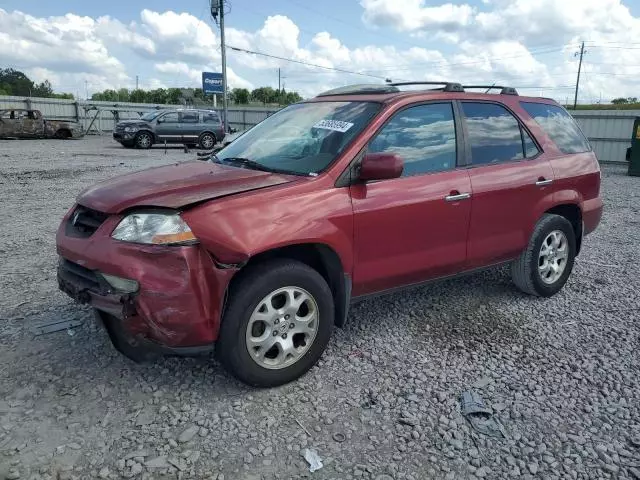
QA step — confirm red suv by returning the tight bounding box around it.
[56,82,602,387]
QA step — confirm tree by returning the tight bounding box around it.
[147,88,168,104]
[284,91,302,105]
[117,88,130,102]
[251,86,278,105]
[129,89,147,103]
[232,88,249,105]
[167,88,182,105]
[33,80,54,97]
[0,68,33,96]
[612,98,629,105]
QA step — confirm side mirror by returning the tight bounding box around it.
[359,152,403,181]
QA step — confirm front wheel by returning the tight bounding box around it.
[511,213,576,297]
[135,131,153,149]
[217,260,334,387]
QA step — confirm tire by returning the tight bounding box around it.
[135,131,153,149]
[198,132,216,150]
[55,129,71,139]
[217,259,334,387]
[95,310,158,363]
[511,213,576,297]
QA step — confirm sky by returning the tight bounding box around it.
[1,0,640,103]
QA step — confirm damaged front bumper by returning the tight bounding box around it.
[56,219,237,354]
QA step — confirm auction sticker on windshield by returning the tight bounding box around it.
[312,120,354,133]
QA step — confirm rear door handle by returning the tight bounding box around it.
[535,178,553,186]
[445,192,471,202]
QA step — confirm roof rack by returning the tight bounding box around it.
[462,85,519,96]
[390,81,464,92]
[316,84,400,97]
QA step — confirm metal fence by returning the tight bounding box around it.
[570,110,639,164]
[0,95,280,133]
[0,95,635,163]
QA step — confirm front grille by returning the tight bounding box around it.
[67,205,108,238]
[58,258,104,294]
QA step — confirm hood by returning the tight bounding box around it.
[77,161,297,214]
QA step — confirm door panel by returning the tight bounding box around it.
[466,159,555,267]
[460,101,555,268]
[351,171,472,296]
[154,112,180,142]
[350,102,471,297]
[179,111,200,142]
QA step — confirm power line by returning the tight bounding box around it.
[227,45,391,80]
[359,45,574,73]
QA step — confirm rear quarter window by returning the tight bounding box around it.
[520,102,591,154]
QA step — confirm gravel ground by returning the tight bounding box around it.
[1,135,640,480]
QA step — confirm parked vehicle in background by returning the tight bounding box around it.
[57,81,602,387]
[113,108,225,149]
[0,109,84,139]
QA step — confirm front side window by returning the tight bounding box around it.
[140,110,163,122]
[214,101,381,176]
[520,102,591,154]
[462,102,525,165]
[160,112,179,123]
[368,103,457,176]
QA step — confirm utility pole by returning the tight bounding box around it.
[136,75,139,90]
[573,41,587,109]
[211,0,228,130]
[219,0,228,133]
[85,80,88,100]
[278,68,281,105]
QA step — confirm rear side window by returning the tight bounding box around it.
[181,112,199,123]
[461,102,526,165]
[368,103,457,177]
[203,112,220,124]
[520,102,590,154]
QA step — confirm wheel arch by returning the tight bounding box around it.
[544,203,583,255]
[225,242,351,327]
[199,130,218,141]
[136,129,156,143]
[55,128,72,139]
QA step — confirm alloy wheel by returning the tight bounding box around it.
[245,286,319,370]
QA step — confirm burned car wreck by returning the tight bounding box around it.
[0,109,84,139]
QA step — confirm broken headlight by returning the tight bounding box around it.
[111,213,197,245]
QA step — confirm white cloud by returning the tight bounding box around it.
[361,0,475,32]
[1,3,639,103]
[154,62,253,90]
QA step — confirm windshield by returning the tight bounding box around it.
[214,101,381,175]
[140,110,163,122]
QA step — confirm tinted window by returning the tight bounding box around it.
[181,112,199,123]
[160,113,179,123]
[520,102,590,154]
[462,103,525,165]
[523,129,539,158]
[368,103,457,176]
[203,112,220,124]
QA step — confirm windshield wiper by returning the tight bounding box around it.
[220,157,306,176]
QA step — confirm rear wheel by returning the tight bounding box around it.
[135,131,153,149]
[55,129,71,139]
[511,214,576,297]
[198,132,216,150]
[217,260,334,387]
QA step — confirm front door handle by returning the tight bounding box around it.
[445,192,471,202]
[535,178,553,186]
